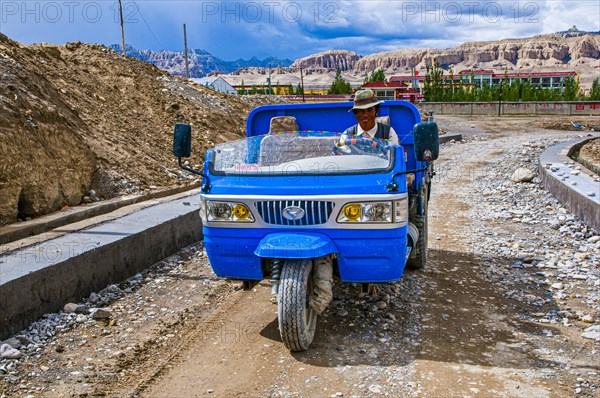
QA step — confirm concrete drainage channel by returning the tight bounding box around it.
[539,134,600,233]
[439,132,462,144]
[0,189,202,339]
[0,184,200,245]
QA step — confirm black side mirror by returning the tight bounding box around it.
[172,123,211,192]
[173,123,191,158]
[413,121,439,162]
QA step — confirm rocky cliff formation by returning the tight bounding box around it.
[351,34,600,73]
[291,50,361,71]
[221,31,599,87]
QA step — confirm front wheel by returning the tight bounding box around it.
[407,186,428,270]
[278,259,317,351]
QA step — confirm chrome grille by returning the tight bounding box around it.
[255,200,335,226]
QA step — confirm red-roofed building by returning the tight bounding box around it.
[387,70,579,95]
[361,81,423,103]
[459,70,578,89]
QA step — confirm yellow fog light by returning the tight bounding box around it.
[232,203,251,221]
[342,204,362,222]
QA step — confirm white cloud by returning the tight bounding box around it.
[1,0,598,59]
[541,0,600,33]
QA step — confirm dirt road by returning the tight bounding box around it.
[1,116,599,397]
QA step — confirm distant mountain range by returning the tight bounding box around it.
[113,26,600,87]
[289,28,600,73]
[556,25,600,38]
[110,44,292,77]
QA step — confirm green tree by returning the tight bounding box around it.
[368,69,386,83]
[589,78,600,100]
[552,88,562,101]
[295,83,304,95]
[501,69,510,101]
[423,59,444,102]
[562,76,580,101]
[445,69,455,102]
[328,68,352,94]
[575,75,581,99]
[521,78,534,101]
[454,86,469,102]
[458,74,475,102]
[424,65,432,101]
[363,69,386,83]
[475,83,498,102]
[538,86,544,101]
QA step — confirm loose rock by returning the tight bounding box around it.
[511,167,535,183]
[0,344,23,359]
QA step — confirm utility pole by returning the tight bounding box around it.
[498,91,502,117]
[300,68,305,102]
[267,66,272,95]
[118,0,126,56]
[183,24,190,79]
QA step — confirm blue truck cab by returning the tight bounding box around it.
[174,100,438,351]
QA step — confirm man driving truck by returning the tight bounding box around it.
[342,88,399,145]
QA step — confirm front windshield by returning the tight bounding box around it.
[212,131,393,175]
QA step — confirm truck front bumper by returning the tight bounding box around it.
[204,226,408,283]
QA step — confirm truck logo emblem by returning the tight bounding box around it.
[282,206,305,221]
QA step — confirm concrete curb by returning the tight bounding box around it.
[539,135,600,233]
[439,133,463,144]
[0,192,202,339]
[0,183,200,245]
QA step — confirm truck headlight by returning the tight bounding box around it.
[206,201,254,222]
[338,201,393,223]
[364,202,392,222]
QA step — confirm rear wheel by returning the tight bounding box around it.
[407,186,428,270]
[278,259,317,351]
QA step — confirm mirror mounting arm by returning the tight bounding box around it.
[177,157,211,193]
[386,166,428,192]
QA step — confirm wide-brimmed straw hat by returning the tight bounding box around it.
[350,89,383,111]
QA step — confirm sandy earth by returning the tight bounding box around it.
[0,34,281,225]
[1,116,599,398]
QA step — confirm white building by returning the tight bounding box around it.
[191,77,237,94]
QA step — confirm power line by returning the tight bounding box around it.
[131,0,163,48]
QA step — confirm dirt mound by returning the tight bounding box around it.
[0,34,273,225]
[578,137,600,175]
[535,119,600,131]
[580,138,600,163]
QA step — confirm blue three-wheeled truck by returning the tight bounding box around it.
[173,100,438,351]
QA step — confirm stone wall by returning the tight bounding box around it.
[418,102,600,116]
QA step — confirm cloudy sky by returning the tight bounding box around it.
[1,1,599,61]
